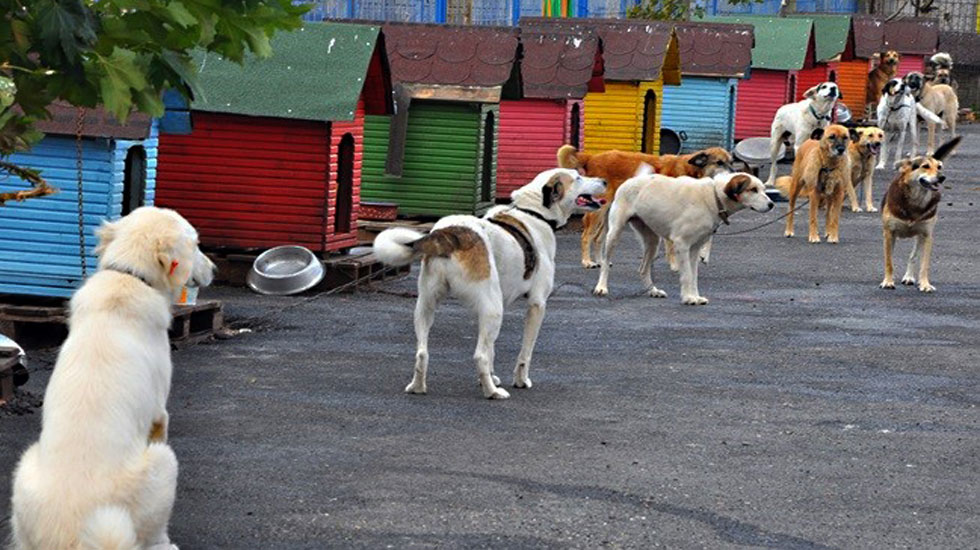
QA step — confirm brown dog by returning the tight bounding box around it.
[880,137,960,292]
[867,51,901,109]
[775,125,854,243]
[845,127,884,213]
[556,145,734,268]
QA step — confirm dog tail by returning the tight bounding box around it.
[80,506,139,550]
[774,176,794,198]
[915,103,944,125]
[557,144,589,171]
[373,227,427,267]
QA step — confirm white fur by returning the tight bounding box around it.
[876,79,944,169]
[9,206,212,550]
[766,82,840,186]
[373,168,605,399]
[593,173,773,305]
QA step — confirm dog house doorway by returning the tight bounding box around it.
[334,133,355,235]
[641,90,657,155]
[569,103,581,148]
[788,74,797,103]
[480,111,495,203]
[122,146,146,216]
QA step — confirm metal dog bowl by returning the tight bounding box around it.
[659,128,685,155]
[247,245,325,296]
[734,137,785,166]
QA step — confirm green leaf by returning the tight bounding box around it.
[166,1,198,28]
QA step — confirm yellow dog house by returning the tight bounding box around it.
[582,20,681,155]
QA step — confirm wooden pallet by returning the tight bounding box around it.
[170,300,224,347]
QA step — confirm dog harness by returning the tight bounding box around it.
[103,264,154,288]
[515,206,559,232]
[488,213,537,279]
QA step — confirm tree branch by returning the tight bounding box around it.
[885,0,910,21]
[0,160,57,205]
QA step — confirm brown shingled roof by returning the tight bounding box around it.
[852,15,886,59]
[674,22,753,78]
[382,22,520,88]
[520,17,680,84]
[35,103,152,140]
[884,18,939,56]
[939,31,980,67]
[519,20,602,99]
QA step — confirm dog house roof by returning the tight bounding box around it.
[851,16,886,58]
[673,22,753,78]
[190,22,390,122]
[702,16,815,71]
[35,103,152,139]
[883,18,940,56]
[381,22,520,89]
[792,14,855,62]
[518,19,602,99]
[939,31,980,67]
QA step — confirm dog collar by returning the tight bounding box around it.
[808,104,831,122]
[890,103,910,112]
[515,207,558,232]
[103,264,154,288]
[714,192,731,228]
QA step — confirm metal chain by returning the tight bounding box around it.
[75,108,86,278]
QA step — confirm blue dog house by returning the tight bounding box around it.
[0,106,158,298]
[660,22,754,153]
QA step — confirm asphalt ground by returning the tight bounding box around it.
[2,126,978,549]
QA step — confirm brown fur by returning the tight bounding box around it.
[879,137,961,291]
[557,145,733,267]
[414,227,490,281]
[149,420,166,443]
[845,127,884,212]
[868,51,901,107]
[775,124,853,243]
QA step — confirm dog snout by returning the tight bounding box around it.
[765,200,775,211]
[835,146,846,155]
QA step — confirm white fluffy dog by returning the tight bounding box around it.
[765,82,841,187]
[374,169,605,399]
[10,207,215,550]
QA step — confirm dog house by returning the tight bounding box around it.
[155,22,392,253]
[882,18,939,77]
[360,23,520,217]
[660,22,753,152]
[577,19,681,155]
[0,106,157,298]
[704,16,816,140]
[494,19,603,199]
[790,14,856,103]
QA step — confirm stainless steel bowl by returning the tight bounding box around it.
[734,137,785,166]
[247,246,325,296]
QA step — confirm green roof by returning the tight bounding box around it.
[192,22,380,122]
[701,16,813,71]
[791,14,851,62]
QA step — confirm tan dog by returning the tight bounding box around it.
[775,125,854,243]
[556,145,733,268]
[845,127,884,213]
[868,50,901,108]
[880,137,960,292]
[917,81,958,157]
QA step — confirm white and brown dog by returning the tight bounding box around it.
[10,207,215,550]
[374,169,606,399]
[876,78,945,169]
[592,172,773,305]
[765,82,841,187]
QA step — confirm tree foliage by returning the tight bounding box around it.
[0,0,307,200]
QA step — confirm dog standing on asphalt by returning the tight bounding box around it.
[775,125,854,243]
[880,137,961,292]
[903,71,959,156]
[374,169,605,399]
[845,126,884,213]
[876,78,945,169]
[10,207,215,550]
[592,172,773,305]
[766,82,841,187]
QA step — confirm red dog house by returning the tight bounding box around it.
[156,22,391,253]
[883,17,939,77]
[496,19,603,199]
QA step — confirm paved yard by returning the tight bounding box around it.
[2,128,978,549]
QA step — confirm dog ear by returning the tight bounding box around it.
[803,86,820,99]
[809,128,825,141]
[94,219,119,258]
[848,128,860,142]
[893,158,913,172]
[688,152,709,168]
[932,136,962,161]
[724,174,751,201]
[541,172,569,209]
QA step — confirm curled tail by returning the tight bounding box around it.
[557,144,590,171]
[774,176,794,198]
[80,506,139,550]
[373,227,426,266]
[373,226,486,267]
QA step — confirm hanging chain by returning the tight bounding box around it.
[75,107,87,278]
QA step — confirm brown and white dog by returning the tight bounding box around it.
[868,50,901,108]
[903,71,959,156]
[775,125,854,243]
[880,137,960,293]
[373,168,605,399]
[556,144,734,268]
[844,126,884,213]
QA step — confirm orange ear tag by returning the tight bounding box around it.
[169,260,179,276]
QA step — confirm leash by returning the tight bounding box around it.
[713,200,810,236]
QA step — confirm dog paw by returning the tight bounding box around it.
[582,261,599,269]
[404,381,427,394]
[875,163,886,170]
[826,236,839,244]
[880,279,896,289]
[647,286,667,298]
[485,386,511,400]
[918,282,936,293]
[784,231,794,238]
[808,235,822,243]
[592,286,608,297]
[513,377,533,389]
[682,295,709,305]
[867,206,879,213]
[901,275,916,286]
